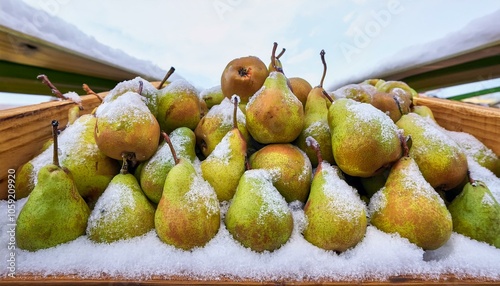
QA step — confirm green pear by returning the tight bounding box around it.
[15,115,120,204]
[303,137,367,251]
[195,97,249,158]
[249,143,312,203]
[246,43,304,144]
[87,156,155,243]
[61,114,120,207]
[412,105,436,122]
[155,133,220,250]
[369,152,453,250]
[396,113,468,190]
[295,50,334,167]
[448,179,500,248]
[156,79,201,134]
[328,98,402,177]
[330,83,376,103]
[139,127,197,204]
[95,91,160,162]
[201,96,247,201]
[104,77,159,117]
[200,85,225,109]
[225,169,293,252]
[16,121,90,251]
[376,80,416,114]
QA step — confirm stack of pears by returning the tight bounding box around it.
[13,43,500,259]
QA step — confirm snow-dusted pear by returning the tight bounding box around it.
[201,96,247,201]
[369,142,453,250]
[303,137,367,252]
[448,178,500,248]
[16,121,90,251]
[87,155,155,243]
[225,169,293,252]
[95,90,160,162]
[155,132,220,250]
[139,127,197,204]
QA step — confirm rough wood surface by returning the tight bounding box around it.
[0,273,499,285]
[414,96,500,155]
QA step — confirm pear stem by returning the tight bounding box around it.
[400,134,411,157]
[120,153,130,175]
[138,80,144,96]
[157,67,176,89]
[38,74,83,110]
[467,171,475,185]
[162,131,179,165]
[271,42,284,74]
[306,136,323,166]
[82,84,104,102]
[51,120,60,167]
[319,50,327,88]
[276,48,286,59]
[232,96,239,129]
[322,90,334,103]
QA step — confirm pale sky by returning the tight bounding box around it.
[12,0,500,91]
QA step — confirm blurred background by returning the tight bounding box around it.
[1,0,499,109]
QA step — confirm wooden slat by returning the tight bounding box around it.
[0,91,107,200]
[414,96,500,155]
[0,273,498,285]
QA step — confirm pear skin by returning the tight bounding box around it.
[448,180,500,248]
[303,162,367,252]
[225,169,293,252]
[369,156,453,250]
[328,98,402,177]
[155,158,220,250]
[246,71,304,144]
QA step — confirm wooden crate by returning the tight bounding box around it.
[0,89,499,285]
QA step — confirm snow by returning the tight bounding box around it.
[329,8,500,90]
[0,0,183,82]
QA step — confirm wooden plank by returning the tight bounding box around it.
[0,91,107,200]
[0,273,498,285]
[414,96,500,155]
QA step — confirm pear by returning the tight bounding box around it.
[303,137,367,251]
[295,50,334,167]
[15,114,120,204]
[104,77,160,117]
[246,43,304,144]
[95,91,160,162]
[16,120,90,251]
[249,143,312,203]
[369,146,453,250]
[328,98,402,177]
[201,96,247,201]
[225,169,293,252]
[289,77,312,108]
[221,55,269,104]
[412,105,436,122]
[200,85,225,109]
[369,92,405,122]
[87,155,155,243]
[139,127,197,204]
[61,114,120,207]
[376,80,416,113]
[396,113,468,190]
[156,79,201,134]
[330,83,376,103]
[155,133,220,250]
[195,97,249,158]
[448,178,500,248]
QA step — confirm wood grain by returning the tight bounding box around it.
[414,96,500,155]
[0,273,498,285]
